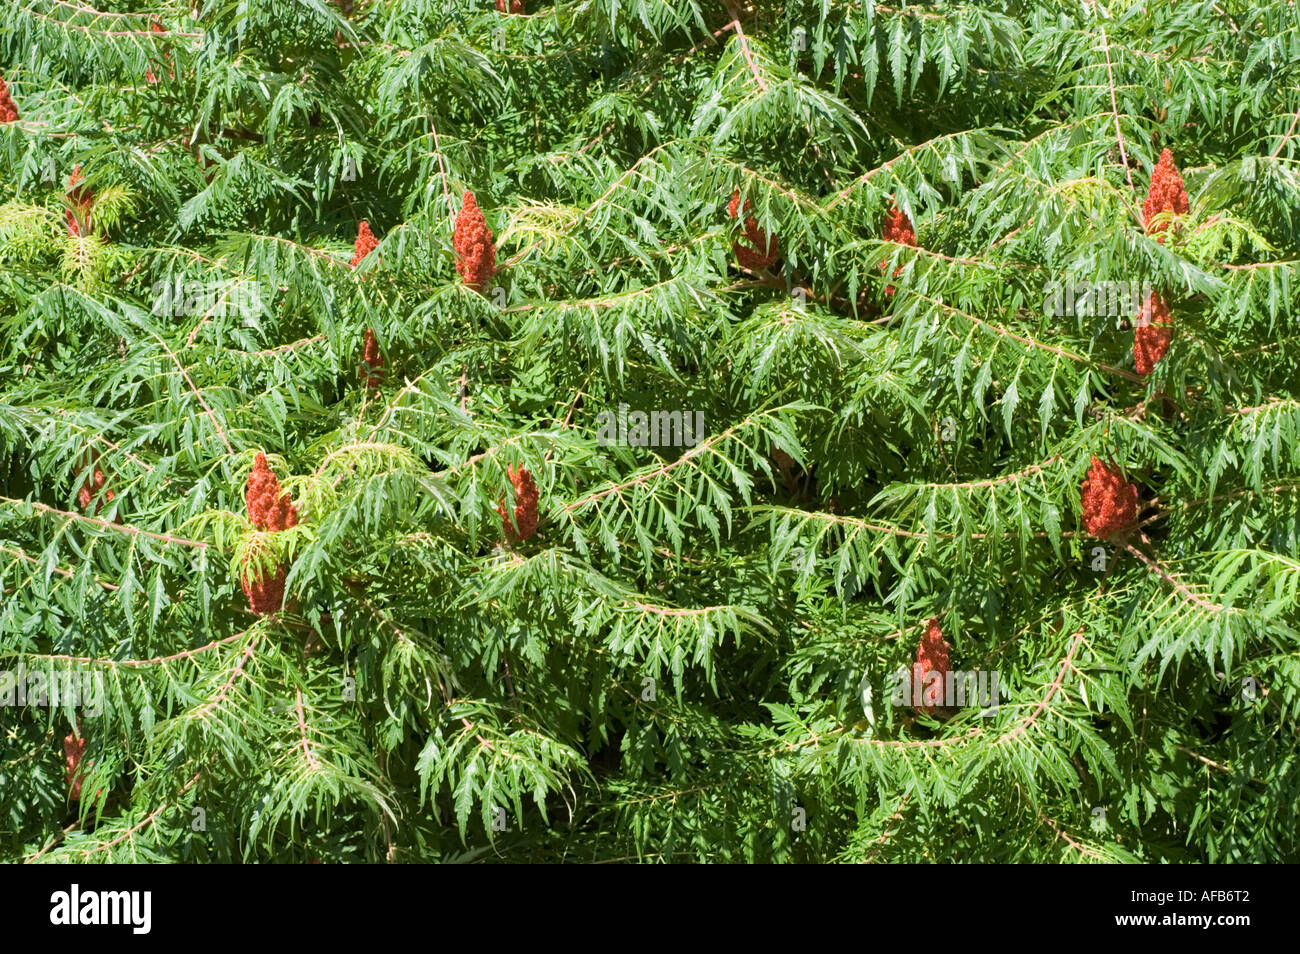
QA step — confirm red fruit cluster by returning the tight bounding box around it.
[1133,290,1173,375]
[913,617,951,714]
[243,563,288,616]
[65,165,94,237]
[64,727,88,801]
[359,327,385,389]
[882,205,916,246]
[454,191,497,290]
[496,0,524,11]
[0,73,18,123]
[246,452,299,532]
[1132,150,1184,371]
[498,464,539,542]
[350,220,378,269]
[77,450,115,515]
[146,20,174,84]
[1080,456,1139,540]
[243,453,298,615]
[727,190,779,271]
[880,204,917,296]
[1143,149,1189,239]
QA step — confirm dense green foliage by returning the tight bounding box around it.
[2,0,1299,863]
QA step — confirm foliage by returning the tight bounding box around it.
[1,0,1299,863]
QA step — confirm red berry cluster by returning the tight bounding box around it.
[77,450,115,515]
[913,617,951,714]
[145,20,174,84]
[359,327,385,390]
[65,165,94,238]
[498,464,539,542]
[243,453,299,615]
[0,73,18,123]
[246,452,299,531]
[727,190,779,271]
[880,203,917,296]
[1131,152,1188,374]
[64,726,88,801]
[1142,148,1189,240]
[350,220,378,269]
[1133,290,1173,376]
[496,0,524,11]
[243,564,288,616]
[1080,456,1139,540]
[454,191,497,291]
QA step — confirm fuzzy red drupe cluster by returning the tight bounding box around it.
[246,452,299,531]
[350,220,378,269]
[727,190,780,271]
[882,205,916,245]
[0,73,18,123]
[1143,148,1189,239]
[913,617,951,715]
[1133,290,1173,376]
[496,0,524,11]
[145,20,174,84]
[880,203,917,296]
[64,727,89,801]
[1080,456,1139,540]
[1128,151,1187,372]
[77,450,115,515]
[242,453,299,615]
[498,465,539,542]
[359,328,385,390]
[243,564,288,616]
[454,191,497,290]
[65,165,94,238]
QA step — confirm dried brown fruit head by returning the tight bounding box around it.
[497,464,539,542]
[727,190,779,270]
[1143,148,1189,240]
[1133,291,1173,375]
[351,220,378,269]
[913,617,951,714]
[453,190,497,290]
[1080,456,1139,540]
